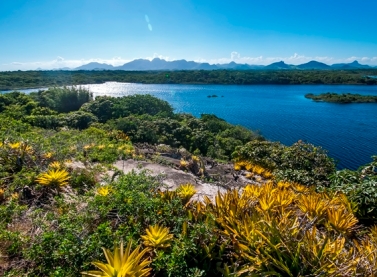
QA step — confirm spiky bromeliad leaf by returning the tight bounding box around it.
[81,240,151,277]
[36,169,70,187]
[141,224,174,249]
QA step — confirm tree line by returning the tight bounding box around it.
[1,69,377,90]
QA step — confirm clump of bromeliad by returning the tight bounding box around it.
[187,181,377,276]
[82,179,377,276]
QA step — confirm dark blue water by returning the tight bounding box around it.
[4,83,377,170]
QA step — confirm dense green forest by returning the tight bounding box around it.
[1,87,377,276]
[305,92,377,103]
[1,69,377,90]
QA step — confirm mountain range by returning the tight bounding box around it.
[56,58,376,71]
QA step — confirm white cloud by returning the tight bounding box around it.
[1,57,133,71]
[230,51,241,60]
[342,56,377,65]
[146,53,171,61]
[345,56,359,62]
[0,53,174,71]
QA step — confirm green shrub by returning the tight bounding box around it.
[328,156,377,224]
[233,140,336,186]
[30,87,92,113]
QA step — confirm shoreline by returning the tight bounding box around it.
[2,82,377,92]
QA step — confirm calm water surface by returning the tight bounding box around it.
[6,83,377,170]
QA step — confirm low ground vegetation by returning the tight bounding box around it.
[0,87,376,276]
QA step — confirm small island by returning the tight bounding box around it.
[305,92,377,103]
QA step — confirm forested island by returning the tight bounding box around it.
[1,69,377,90]
[1,87,377,276]
[305,92,377,103]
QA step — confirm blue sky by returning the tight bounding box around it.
[1,0,377,70]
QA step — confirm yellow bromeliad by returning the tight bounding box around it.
[81,240,151,277]
[258,192,276,212]
[191,155,200,163]
[297,193,329,221]
[242,184,262,199]
[234,161,273,179]
[355,239,377,275]
[159,190,177,202]
[326,208,358,235]
[83,144,92,150]
[36,169,70,187]
[303,228,356,275]
[97,186,112,197]
[179,159,189,168]
[8,142,21,149]
[49,161,61,169]
[141,224,174,249]
[274,189,294,213]
[277,181,291,189]
[245,172,254,179]
[0,188,4,201]
[43,152,53,159]
[176,183,196,202]
[291,182,310,194]
[261,170,273,179]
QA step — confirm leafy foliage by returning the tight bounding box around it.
[233,140,336,186]
[113,113,260,159]
[30,86,92,113]
[328,156,377,224]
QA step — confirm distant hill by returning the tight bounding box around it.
[331,60,371,69]
[216,62,264,70]
[264,61,293,70]
[76,62,115,70]
[72,59,375,71]
[116,58,218,70]
[296,61,331,70]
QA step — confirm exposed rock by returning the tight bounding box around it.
[113,159,197,190]
[112,158,253,201]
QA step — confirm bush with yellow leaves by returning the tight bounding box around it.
[186,181,377,276]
